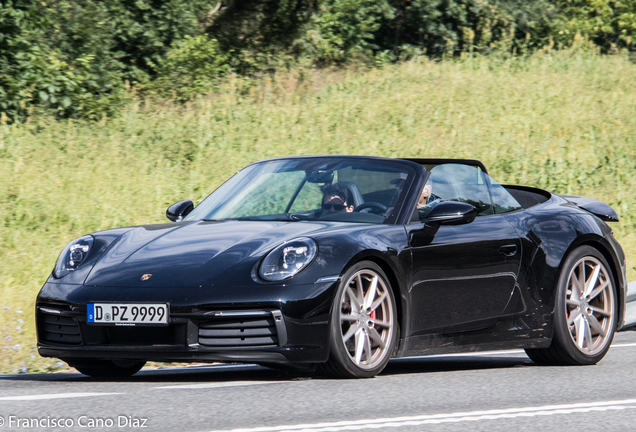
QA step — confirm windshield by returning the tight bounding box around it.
[185,158,416,224]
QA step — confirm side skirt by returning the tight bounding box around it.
[397,336,550,358]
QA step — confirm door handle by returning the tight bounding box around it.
[499,244,517,256]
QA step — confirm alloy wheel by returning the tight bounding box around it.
[565,256,615,356]
[338,269,394,370]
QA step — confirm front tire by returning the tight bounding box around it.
[68,359,146,378]
[525,246,617,365]
[320,261,398,378]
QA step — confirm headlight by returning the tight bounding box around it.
[53,235,95,279]
[259,238,317,281]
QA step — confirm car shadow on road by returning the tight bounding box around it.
[0,364,294,383]
[0,355,536,383]
[381,354,535,376]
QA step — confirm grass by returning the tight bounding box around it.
[1,46,636,374]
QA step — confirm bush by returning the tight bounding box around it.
[550,0,636,51]
[306,0,394,63]
[0,0,218,120]
[147,35,230,101]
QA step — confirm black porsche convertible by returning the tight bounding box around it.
[36,156,627,378]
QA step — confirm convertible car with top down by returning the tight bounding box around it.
[36,155,627,378]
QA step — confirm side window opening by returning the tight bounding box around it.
[426,164,493,216]
[414,163,496,222]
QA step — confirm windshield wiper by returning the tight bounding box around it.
[205,214,313,222]
[239,214,310,222]
[263,214,303,222]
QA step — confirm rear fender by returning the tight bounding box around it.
[559,195,619,222]
[553,234,626,331]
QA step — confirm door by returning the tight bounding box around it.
[406,163,522,335]
[407,217,521,335]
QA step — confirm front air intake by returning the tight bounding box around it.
[198,310,286,348]
[38,309,83,345]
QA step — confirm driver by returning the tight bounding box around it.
[321,183,354,216]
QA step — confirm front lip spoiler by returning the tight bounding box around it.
[37,346,312,364]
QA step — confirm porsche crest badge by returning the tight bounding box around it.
[141,274,152,281]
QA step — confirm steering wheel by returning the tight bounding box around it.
[354,202,388,214]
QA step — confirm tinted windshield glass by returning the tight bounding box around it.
[185,158,416,224]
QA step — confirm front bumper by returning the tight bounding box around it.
[36,281,337,365]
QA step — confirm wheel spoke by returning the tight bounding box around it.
[568,307,581,326]
[354,329,364,365]
[364,332,373,363]
[346,287,361,310]
[584,319,594,349]
[587,280,609,301]
[587,313,606,337]
[342,324,357,343]
[368,327,386,349]
[341,313,358,322]
[363,275,378,310]
[575,262,586,297]
[566,298,580,308]
[584,264,601,297]
[589,305,610,317]
[574,315,585,349]
[369,291,388,312]
[569,289,579,303]
[370,318,391,328]
[356,275,365,306]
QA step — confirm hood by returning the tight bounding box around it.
[84,220,335,288]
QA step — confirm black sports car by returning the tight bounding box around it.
[36,156,627,378]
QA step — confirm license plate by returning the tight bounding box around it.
[87,303,169,326]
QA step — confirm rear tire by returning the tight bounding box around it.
[319,261,398,378]
[68,359,146,378]
[525,246,617,365]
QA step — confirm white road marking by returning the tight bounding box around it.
[0,393,122,401]
[206,399,636,432]
[154,381,290,390]
[611,342,636,348]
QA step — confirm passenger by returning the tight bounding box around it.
[321,183,355,216]
[417,183,440,220]
[417,184,434,208]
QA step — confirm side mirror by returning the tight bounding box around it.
[166,200,194,222]
[425,201,476,226]
[410,201,476,247]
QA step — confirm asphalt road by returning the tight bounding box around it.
[2,330,636,432]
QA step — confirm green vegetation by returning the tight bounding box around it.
[1,48,636,373]
[3,0,636,120]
